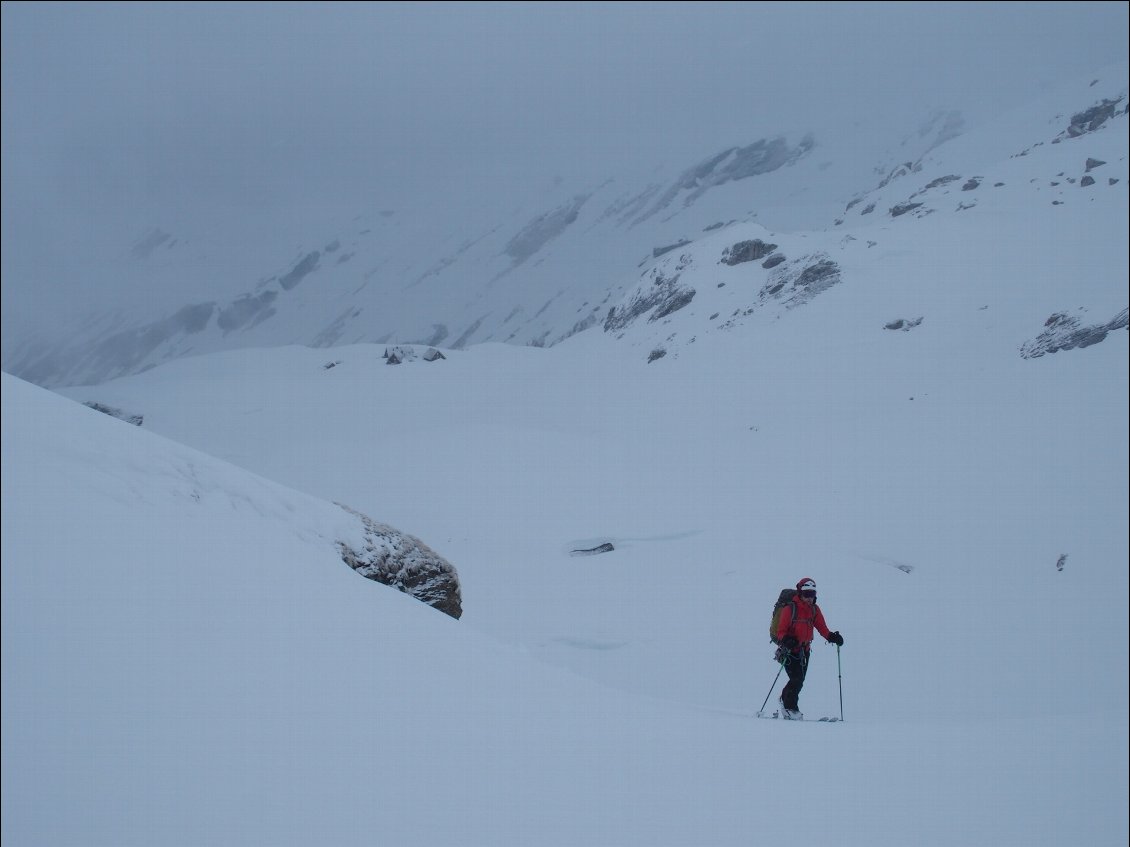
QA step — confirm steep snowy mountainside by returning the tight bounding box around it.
[3,63,1126,388]
[599,70,1128,364]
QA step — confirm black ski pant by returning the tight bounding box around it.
[780,647,810,711]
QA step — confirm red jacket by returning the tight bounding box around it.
[776,598,832,646]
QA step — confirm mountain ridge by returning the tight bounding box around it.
[3,62,1126,387]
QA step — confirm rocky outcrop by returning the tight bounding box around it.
[721,239,778,266]
[278,251,321,291]
[1063,98,1125,138]
[890,202,925,218]
[83,402,144,426]
[759,256,841,309]
[1020,308,1128,359]
[653,239,692,258]
[336,505,463,619]
[570,542,615,556]
[885,317,924,331]
[605,267,696,332]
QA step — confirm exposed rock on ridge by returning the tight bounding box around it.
[1020,308,1129,359]
[336,504,463,619]
[604,265,696,333]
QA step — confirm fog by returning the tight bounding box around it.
[2,1,1127,335]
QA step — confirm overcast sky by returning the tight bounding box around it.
[2,1,1127,335]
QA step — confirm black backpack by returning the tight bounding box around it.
[769,588,797,644]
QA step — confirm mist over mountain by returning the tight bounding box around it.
[3,3,1129,386]
[3,58,1127,388]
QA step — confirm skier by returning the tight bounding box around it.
[775,577,843,719]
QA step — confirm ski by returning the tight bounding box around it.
[755,711,840,722]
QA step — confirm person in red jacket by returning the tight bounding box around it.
[775,577,843,719]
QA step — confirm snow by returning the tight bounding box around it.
[3,53,1128,847]
[4,292,1127,845]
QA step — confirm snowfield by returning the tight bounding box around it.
[5,298,1127,845]
[3,18,1127,846]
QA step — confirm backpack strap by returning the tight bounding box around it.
[781,600,797,640]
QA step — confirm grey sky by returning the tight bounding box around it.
[2,1,1128,333]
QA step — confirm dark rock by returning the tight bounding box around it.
[653,288,695,320]
[1085,158,1107,172]
[278,251,321,291]
[760,256,841,309]
[884,317,924,331]
[721,239,778,265]
[1066,98,1123,136]
[923,175,961,190]
[648,347,667,362]
[1080,175,1096,187]
[1020,308,1129,358]
[653,239,691,258]
[570,542,615,556]
[962,178,981,191]
[336,505,462,619]
[877,162,916,189]
[890,202,924,217]
[761,254,786,269]
[605,269,696,332]
[83,402,144,426]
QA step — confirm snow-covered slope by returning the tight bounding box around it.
[6,308,1128,844]
[5,63,1125,388]
[2,51,1127,847]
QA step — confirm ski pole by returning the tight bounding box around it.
[757,659,785,716]
[836,644,843,722]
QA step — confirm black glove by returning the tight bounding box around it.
[781,635,799,651]
[828,631,844,646]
